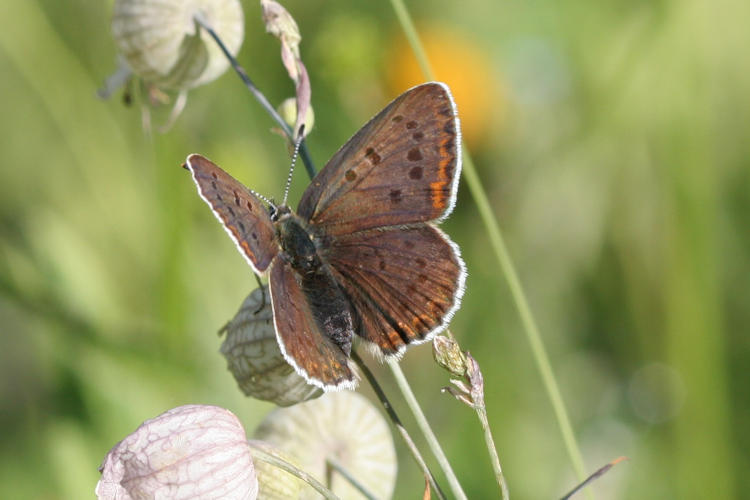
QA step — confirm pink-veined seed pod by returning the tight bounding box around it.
[220,286,323,407]
[111,0,244,90]
[96,405,257,500]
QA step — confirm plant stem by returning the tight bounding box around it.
[351,351,446,500]
[461,151,589,485]
[326,456,378,500]
[388,0,434,78]
[248,442,340,500]
[475,404,509,500]
[194,13,316,179]
[387,359,468,500]
[559,457,627,500]
[387,0,590,491]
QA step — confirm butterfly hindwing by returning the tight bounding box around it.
[268,259,357,390]
[325,225,465,354]
[185,154,278,275]
[297,82,461,235]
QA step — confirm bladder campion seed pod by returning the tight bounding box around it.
[248,440,305,500]
[220,286,323,406]
[253,391,397,500]
[96,405,258,500]
[111,0,244,90]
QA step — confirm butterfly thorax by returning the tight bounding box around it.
[273,208,321,275]
[273,207,355,354]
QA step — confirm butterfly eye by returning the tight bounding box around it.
[270,205,292,222]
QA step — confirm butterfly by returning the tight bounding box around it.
[185,82,466,390]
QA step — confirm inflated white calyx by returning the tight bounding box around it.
[253,391,397,500]
[220,286,323,407]
[112,0,244,89]
[96,405,258,500]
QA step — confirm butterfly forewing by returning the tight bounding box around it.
[185,154,278,275]
[297,82,461,235]
[326,226,465,354]
[268,260,357,390]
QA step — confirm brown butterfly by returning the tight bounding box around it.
[185,82,465,390]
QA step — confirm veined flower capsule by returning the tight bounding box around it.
[253,391,397,499]
[111,0,244,90]
[220,286,323,406]
[248,440,305,500]
[96,405,257,499]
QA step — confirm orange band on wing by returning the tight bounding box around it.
[430,129,456,209]
[430,181,447,209]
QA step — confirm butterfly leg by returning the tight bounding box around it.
[253,273,266,314]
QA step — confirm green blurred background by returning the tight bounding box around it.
[1,0,748,498]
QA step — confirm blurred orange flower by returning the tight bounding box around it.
[385,25,502,148]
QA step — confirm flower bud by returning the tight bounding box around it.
[432,334,467,377]
[277,97,315,136]
[220,286,322,406]
[253,391,397,500]
[111,0,244,90]
[96,405,257,499]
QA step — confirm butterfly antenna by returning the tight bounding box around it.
[282,125,306,207]
[249,187,275,212]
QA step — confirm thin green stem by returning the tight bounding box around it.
[326,456,378,500]
[351,352,446,500]
[475,405,509,500]
[387,359,468,500]
[388,0,434,78]
[461,152,588,483]
[387,0,589,490]
[248,442,340,500]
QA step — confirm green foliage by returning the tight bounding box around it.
[0,0,748,498]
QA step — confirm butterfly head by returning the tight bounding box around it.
[269,203,292,223]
